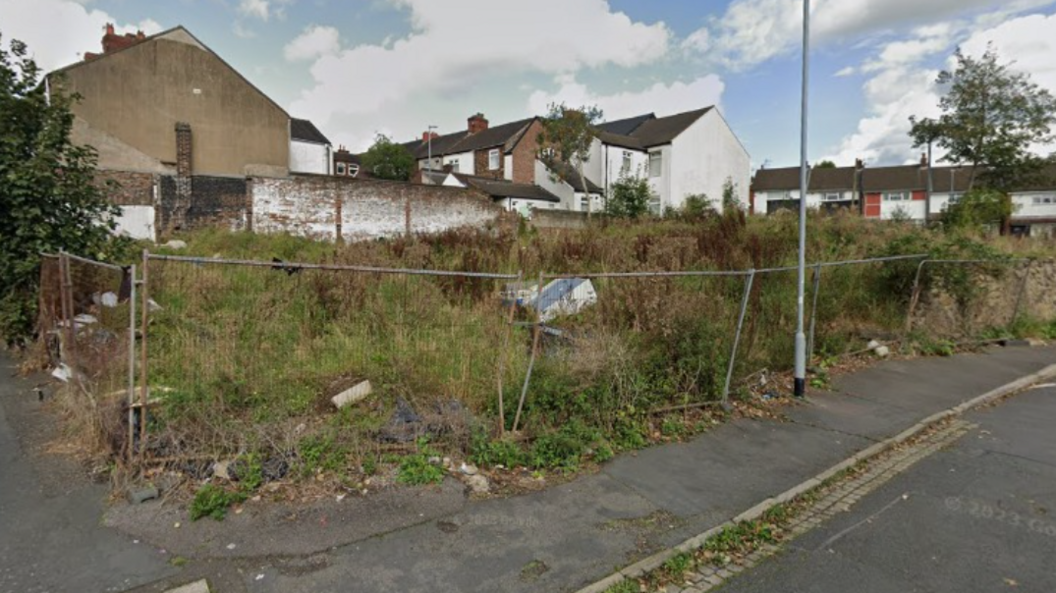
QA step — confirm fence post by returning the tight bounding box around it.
[1010,259,1034,328]
[495,271,522,435]
[59,251,78,372]
[512,272,544,434]
[138,249,150,457]
[903,259,930,337]
[722,270,755,409]
[127,264,137,460]
[807,263,822,363]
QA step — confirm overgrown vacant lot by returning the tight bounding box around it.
[81,211,1056,508]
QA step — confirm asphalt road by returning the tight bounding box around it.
[722,384,1056,593]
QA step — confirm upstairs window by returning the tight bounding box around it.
[948,193,963,204]
[822,192,841,201]
[448,158,460,173]
[1033,195,1055,205]
[622,150,633,173]
[649,151,663,177]
[336,162,346,175]
[883,192,908,202]
[488,149,501,171]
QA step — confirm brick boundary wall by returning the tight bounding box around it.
[531,209,590,230]
[251,174,505,242]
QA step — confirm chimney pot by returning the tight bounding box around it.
[106,23,115,36]
[467,113,489,135]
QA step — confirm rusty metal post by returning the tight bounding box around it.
[138,249,150,456]
[127,264,138,460]
[903,259,930,337]
[722,271,755,408]
[511,272,545,434]
[1010,259,1034,328]
[495,271,522,435]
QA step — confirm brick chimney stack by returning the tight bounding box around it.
[175,122,193,177]
[467,113,489,135]
[920,152,928,167]
[92,23,147,59]
[422,130,439,142]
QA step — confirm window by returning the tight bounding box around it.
[579,197,589,211]
[622,150,633,173]
[822,193,841,201]
[348,164,360,178]
[336,162,346,175]
[1033,195,1056,205]
[883,192,908,202]
[488,149,500,171]
[448,158,460,173]
[948,193,963,204]
[649,151,662,177]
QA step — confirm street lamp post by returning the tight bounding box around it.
[794,0,810,398]
[427,125,438,173]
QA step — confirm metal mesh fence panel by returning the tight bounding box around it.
[907,259,1030,341]
[513,271,749,430]
[143,255,522,461]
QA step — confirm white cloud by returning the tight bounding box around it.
[527,74,725,122]
[0,0,162,71]
[284,25,340,62]
[239,0,271,21]
[824,10,1056,166]
[695,0,1049,69]
[290,0,671,148]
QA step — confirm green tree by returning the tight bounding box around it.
[721,177,743,212]
[909,46,1056,192]
[361,134,415,181]
[814,160,837,169]
[941,188,1014,232]
[605,173,654,219]
[1,34,124,344]
[537,103,603,215]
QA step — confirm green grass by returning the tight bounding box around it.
[189,484,246,521]
[136,215,1056,484]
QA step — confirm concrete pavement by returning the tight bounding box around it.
[720,384,1056,593]
[1,345,1053,593]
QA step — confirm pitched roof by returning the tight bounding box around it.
[597,113,655,136]
[861,165,927,192]
[596,130,645,151]
[630,107,713,147]
[548,162,603,193]
[404,118,536,159]
[752,166,857,192]
[455,174,562,203]
[291,118,331,145]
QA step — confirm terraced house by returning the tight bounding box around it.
[397,107,751,215]
[751,159,1056,237]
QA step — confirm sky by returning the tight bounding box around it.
[2,0,1055,168]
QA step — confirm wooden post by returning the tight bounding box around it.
[59,252,77,372]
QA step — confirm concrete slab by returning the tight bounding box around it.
[601,419,870,518]
[165,580,210,593]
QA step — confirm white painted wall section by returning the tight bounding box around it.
[113,205,156,241]
[290,140,331,175]
[669,110,751,212]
